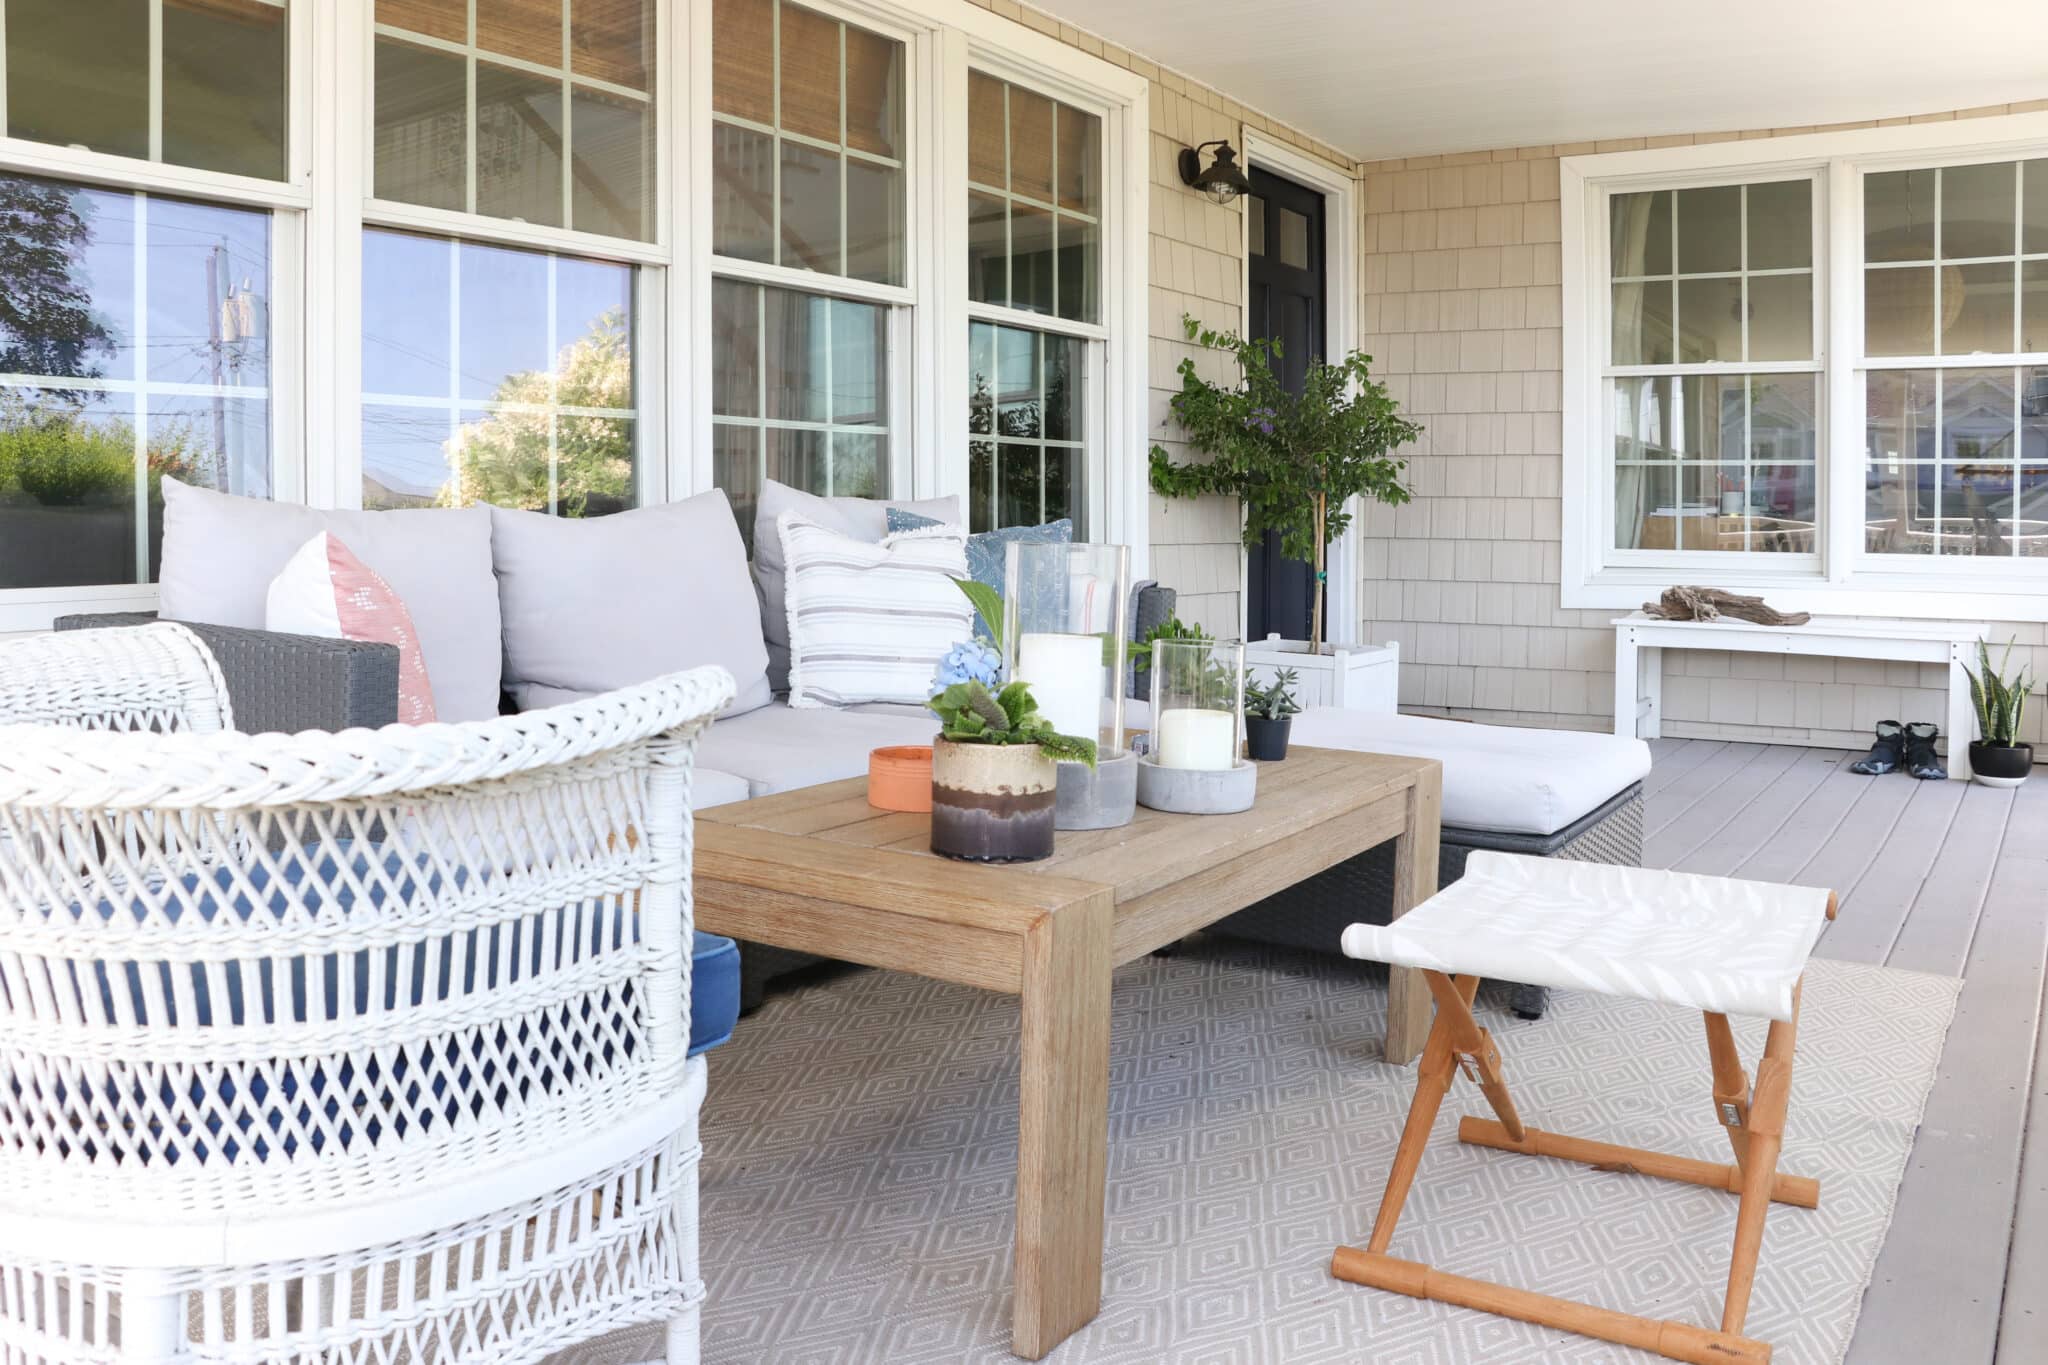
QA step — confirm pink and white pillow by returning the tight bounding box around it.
[266,532,437,724]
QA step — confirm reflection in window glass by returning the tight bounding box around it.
[1612,373,1816,554]
[360,229,640,517]
[1865,159,2040,358]
[0,174,273,588]
[966,72,1102,324]
[4,0,289,179]
[375,0,654,239]
[711,0,904,285]
[968,322,1084,533]
[711,279,890,542]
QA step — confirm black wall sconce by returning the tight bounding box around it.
[1178,139,1252,204]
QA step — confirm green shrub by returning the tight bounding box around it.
[0,416,135,506]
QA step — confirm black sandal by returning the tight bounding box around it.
[1903,722,1947,780]
[1849,720,1904,775]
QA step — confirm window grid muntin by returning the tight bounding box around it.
[0,179,275,585]
[708,0,905,285]
[1605,177,1823,558]
[372,2,655,242]
[968,320,1084,533]
[359,228,640,517]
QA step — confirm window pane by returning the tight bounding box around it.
[163,0,287,180]
[1866,169,1937,263]
[969,438,995,532]
[2025,160,2048,256]
[1945,261,2015,355]
[378,0,466,44]
[1613,377,1672,461]
[374,38,466,213]
[1747,273,1813,362]
[570,86,651,240]
[1611,280,1673,365]
[572,0,651,89]
[1612,373,1812,554]
[1044,335,1083,442]
[844,24,902,159]
[712,0,774,122]
[969,191,1008,306]
[476,62,565,228]
[1058,216,1099,326]
[0,178,273,589]
[1677,276,1742,363]
[1942,161,2015,260]
[766,425,824,489]
[831,302,886,425]
[831,432,885,498]
[968,72,1007,188]
[970,74,1099,321]
[476,0,561,66]
[1610,190,1671,277]
[2022,367,2048,556]
[5,0,150,162]
[1865,267,1934,356]
[1677,374,1744,464]
[712,279,760,418]
[1010,202,1056,316]
[1746,179,1811,270]
[779,141,841,274]
[1008,88,1057,203]
[1055,104,1100,216]
[1614,465,1673,550]
[1676,185,1741,275]
[362,231,637,517]
[764,289,829,422]
[712,123,775,263]
[846,157,904,285]
[778,2,841,142]
[968,323,1086,535]
[713,423,761,543]
[2024,260,2048,354]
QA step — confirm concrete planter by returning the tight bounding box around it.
[930,738,1057,862]
[1055,747,1137,829]
[1134,754,1258,815]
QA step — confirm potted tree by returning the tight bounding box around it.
[1963,639,2034,788]
[1149,315,1420,708]
[928,679,1097,862]
[1244,667,1302,761]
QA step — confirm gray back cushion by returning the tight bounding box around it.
[491,489,771,715]
[156,477,502,722]
[752,479,959,692]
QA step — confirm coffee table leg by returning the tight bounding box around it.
[1385,769,1443,1065]
[1012,887,1113,1359]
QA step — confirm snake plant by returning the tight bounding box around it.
[1964,639,2033,747]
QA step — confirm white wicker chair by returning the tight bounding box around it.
[0,662,737,1365]
[0,622,234,734]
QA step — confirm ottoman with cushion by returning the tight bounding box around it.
[1213,709,1652,1019]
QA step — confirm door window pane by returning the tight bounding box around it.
[712,0,906,286]
[967,73,1102,323]
[712,280,891,545]
[360,229,640,517]
[967,322,1084,533]
[375,1,654,240]
[0,175,273,589]
[5,0,288,179]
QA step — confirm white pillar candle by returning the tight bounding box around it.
[1155,707,1237,770]
[1017,632,1104,742]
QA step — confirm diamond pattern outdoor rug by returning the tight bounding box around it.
[561,938,1957,1364]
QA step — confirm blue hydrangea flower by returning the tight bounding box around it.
[931,639,1003,699]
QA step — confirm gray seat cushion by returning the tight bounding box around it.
[697,700,937,797]
[693,767,752,810]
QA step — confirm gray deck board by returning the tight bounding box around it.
[1642,750,2048,1365]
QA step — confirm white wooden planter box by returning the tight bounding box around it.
[1246,637,1399,713]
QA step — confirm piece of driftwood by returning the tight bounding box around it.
[1641,586,1811,627]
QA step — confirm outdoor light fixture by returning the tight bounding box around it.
[1178,139,1252,204]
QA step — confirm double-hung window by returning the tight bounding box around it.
[1566,113,2048,614]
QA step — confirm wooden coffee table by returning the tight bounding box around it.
[693,746,1443,1359]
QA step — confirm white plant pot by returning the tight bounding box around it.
[1246,637,1399,713]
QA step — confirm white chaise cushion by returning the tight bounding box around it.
[1341,851,1832,1020]
[1289,709,1650,836]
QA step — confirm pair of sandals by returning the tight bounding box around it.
[1850,721,1947,780]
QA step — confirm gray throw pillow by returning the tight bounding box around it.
[752,479,959,692]
[490,490,771,716]
[156,477,503,722]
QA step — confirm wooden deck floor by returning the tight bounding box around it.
[1642,739,2048,1364]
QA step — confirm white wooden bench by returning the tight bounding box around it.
[1612,613,1987,780]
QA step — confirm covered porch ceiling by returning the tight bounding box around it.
[1030,0,2048,161]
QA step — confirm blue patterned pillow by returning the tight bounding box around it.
[889,511,1073,641]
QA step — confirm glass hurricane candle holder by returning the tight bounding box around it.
[1149,637,1245,770]
[1001,541,1130,752]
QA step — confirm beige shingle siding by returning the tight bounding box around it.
[1360,103,2048,748]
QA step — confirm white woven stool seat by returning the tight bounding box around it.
[1341,850,1832,1021]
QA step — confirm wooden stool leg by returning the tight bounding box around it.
[1723,981,1800,1336]
[1704,1012,1752,1171]
[1365,995,1461,1252]
[1422,971,1525,1142]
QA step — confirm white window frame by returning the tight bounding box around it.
[1563,110,2048,619]
[0,0,310,631]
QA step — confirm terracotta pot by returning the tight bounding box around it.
[930,738,1057,862]
[868,744,934,812]
[1969,740,2033,788]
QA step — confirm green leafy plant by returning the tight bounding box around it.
[1149,315,1421,654]
[1245,667,1302,722]
[929,679,1098,768]
[1964,639,2034,747]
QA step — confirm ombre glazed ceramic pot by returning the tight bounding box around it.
[929,738,1057,862]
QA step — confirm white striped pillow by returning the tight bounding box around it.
[779,513,973,709]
